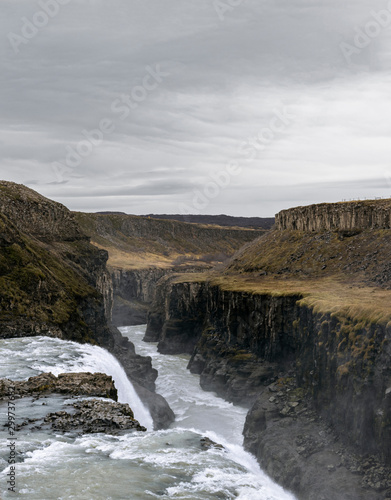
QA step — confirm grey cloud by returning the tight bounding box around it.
[0,0,390,216]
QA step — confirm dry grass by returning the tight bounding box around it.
[75,212,263,271]
[171,272,391,326]
[92,242,219,271]
[91,241,176,270]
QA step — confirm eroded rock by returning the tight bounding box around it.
[44,399,146,434]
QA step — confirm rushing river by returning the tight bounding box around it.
[0,326,296,500]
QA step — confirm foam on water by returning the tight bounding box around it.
[119,326,296,500]
[0,329,297,499]
[0,336,153,429]
[120,326,248,444]
[1,428,295,499]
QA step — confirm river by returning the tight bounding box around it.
[0,325,296,500]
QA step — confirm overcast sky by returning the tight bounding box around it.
[1,0,391,217]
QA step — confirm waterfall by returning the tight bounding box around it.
[0,336,153,430]
[0,334,296,499]
[57,343,154,431]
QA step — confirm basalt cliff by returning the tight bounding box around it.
[276,199,391,232]
[145,199,391,499]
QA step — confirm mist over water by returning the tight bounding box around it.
[0,329,296,499]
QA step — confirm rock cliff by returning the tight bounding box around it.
[75,210,265,328]
[0,181,174,430]
[111,268,168,326]
[0,181,111,344]
[276,199,391,231]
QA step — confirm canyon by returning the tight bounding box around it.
[1,180,390,499]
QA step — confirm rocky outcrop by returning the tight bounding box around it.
[0,372,146,434]
[146,275,391,499]
[0,181,87,242]
[276,199,391,231]
[0,181,112,345]
[45,399,146,434]
[0,372,118,400]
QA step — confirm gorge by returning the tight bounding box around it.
[142,199,391,499]
[1,181,391,499]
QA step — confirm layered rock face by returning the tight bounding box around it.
[276,199,391,231]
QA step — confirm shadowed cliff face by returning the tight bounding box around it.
[111,268,168,326]
[146,275,391,453]
[146,274,391,498]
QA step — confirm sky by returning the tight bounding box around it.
[1,0,391,217]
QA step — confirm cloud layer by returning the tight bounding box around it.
[1,0,391,216]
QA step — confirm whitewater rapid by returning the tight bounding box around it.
[0,327,296,499]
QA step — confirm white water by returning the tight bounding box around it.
[0,328,296,500]
[0,336,152,430]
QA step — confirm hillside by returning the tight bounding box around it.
[0,181,175,428]
[74,212,266,270]
[0,181,111,343]
[216,199,391,323]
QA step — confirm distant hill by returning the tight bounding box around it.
[142,214,275,230]
[75,212,266,270]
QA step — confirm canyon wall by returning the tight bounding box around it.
[111,268,168,326]
[146,276,391,498]
[111,267,214,327]
[276,199,391,231]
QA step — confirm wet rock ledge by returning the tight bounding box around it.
[0,372,118,400]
